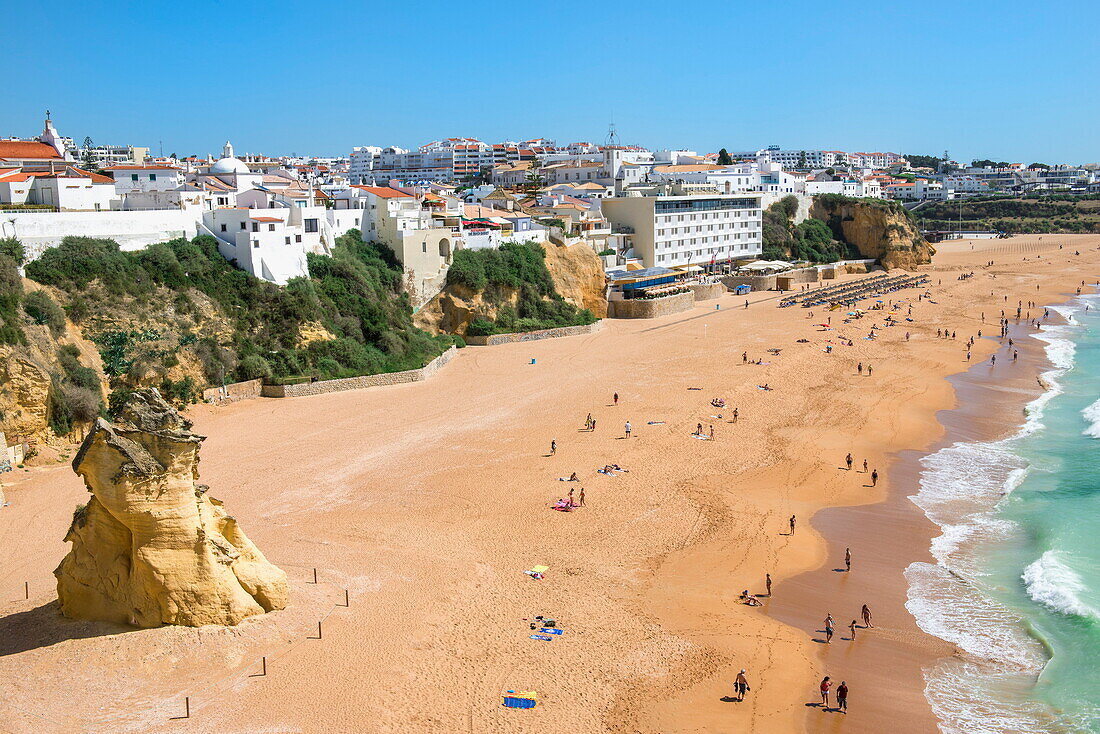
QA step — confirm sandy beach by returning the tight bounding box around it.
[2,234,1099,733]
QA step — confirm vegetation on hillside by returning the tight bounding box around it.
[916,195,1100,234]
[905,153,943,170]
[446,242,596,336]
[24,231,458,411]
[761,195,857,263]
[0,252,26,346]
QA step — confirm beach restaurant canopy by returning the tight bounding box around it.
[740,260,794,272]
[607,266,681,295]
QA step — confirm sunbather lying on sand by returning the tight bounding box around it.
[740,590,763,606]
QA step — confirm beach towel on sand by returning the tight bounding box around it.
[502,691,539,708]
[529,634,553,641]
[540,627,563,635]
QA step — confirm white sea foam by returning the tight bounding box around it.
[1022,551,1100,620]
[907,562,1047,667]
[1082,398,1100,438]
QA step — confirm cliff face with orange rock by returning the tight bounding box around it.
[415,241,606,336]
[810,195,935,270]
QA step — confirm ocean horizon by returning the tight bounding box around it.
[907,291,1100,733]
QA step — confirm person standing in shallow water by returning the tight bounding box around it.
[844,547,851,572]
[861,603,873,628]
[819,676,832,707]
[836,681,848,713]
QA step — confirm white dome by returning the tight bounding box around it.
[210,156,250,174]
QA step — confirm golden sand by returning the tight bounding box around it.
[1,235,1098,733]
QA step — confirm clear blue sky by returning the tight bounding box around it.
[4,0,1098,164]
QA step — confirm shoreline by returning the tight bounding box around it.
[1,236,1098,733]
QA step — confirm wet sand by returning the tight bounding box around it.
[1,234,1098,733]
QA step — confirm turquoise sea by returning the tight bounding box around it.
[907,294,1100,733]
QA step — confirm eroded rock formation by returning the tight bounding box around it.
[54,388,288,627]
[810,196,935,269]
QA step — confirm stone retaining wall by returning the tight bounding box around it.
[203,378,263,404]
[465,321,601,346]
[261,346,457,398]
[722,274,777,291]
[608,291,695,319]
[689,282,725,301]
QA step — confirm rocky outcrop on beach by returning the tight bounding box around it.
[54,388,288,627]
[810,195,935,269]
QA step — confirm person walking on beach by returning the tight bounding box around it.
[735,669,750,701]
[578,488,585,507]
[613,392,619,406]
[867,364,872,376]
[825,618,834,643]
[861,604,874,628]
[1014,349,1018,362]
[789,515,796,535]
[857,361,863,375]
[836,681,848,713]
[586,412,593,430]
[624,421,632,438]
[991,354,996,366]
[568,488,574,506]
[844,547,851,572]
[846,453,853,471]
[871,469,879,486]
[863,459,868,473]
[849,620,857,640]
[967,350,971,362]
[819,676,832,707]
[743,351,748,364]
[550,440,556,456]
[765,573,772,597]
[709,424,715,440]
[696,422,703,436]
[732,407,739,422]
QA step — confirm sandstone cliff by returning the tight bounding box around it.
[0,349,52,441]
[810,196,935,269]
[415,242,607,335]
[542,241,608,318]
[55,388,288,627]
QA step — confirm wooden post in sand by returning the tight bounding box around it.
[248,656,267,677]
[337,589,349,607]
[169,697,190,720]
[309,568,318,584]
[24,581,28,600]
[308,621,322,640]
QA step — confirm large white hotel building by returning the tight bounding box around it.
[601,193,762,268]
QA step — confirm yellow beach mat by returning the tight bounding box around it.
[528,565,549,574]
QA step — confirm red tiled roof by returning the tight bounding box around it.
[351,185,411,198]
[0,141,62,160]
[250,216,283,222]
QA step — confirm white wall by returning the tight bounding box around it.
[6,210,199,260]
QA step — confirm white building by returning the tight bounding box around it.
[601,193,763,268]
[105,165,184,194]
[0,166,116,211]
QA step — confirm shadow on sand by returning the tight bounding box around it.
[0,601,132,657]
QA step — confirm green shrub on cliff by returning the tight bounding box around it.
[445,242,595,335]
[26,231,457,392]
[0,254,26,346]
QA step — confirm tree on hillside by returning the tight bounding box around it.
[798,150,807,168]
[1028,162,1050,170]
[717,148,733,165]
[972,159,1010,169]
[905,153,942,169]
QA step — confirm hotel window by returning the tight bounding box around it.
[295,234,302,243]
[304,218,319,233]
[268,224,276,232]
[253,241,260,248]
[251,222,258,232]
[131,174,138,181]
[149,174,156,181]
[220,224,227,232]
[240,222,246,229]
